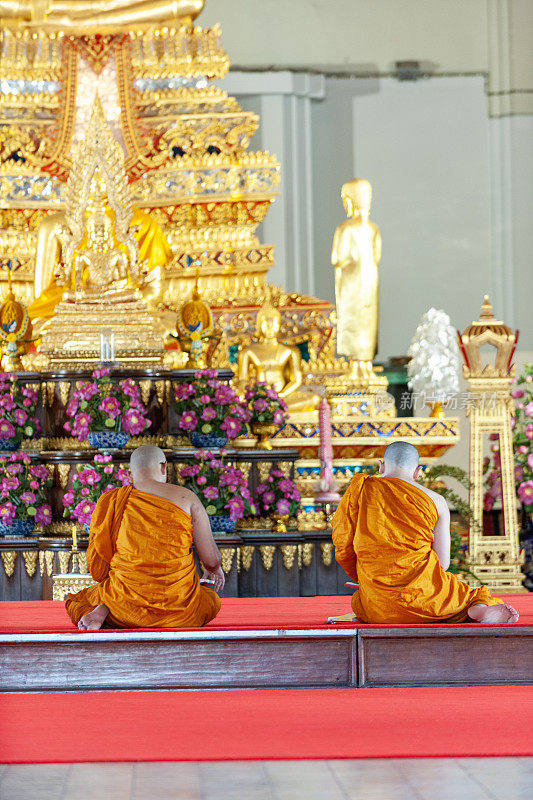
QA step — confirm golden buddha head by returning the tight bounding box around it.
[85,200,114,251]
[256,291,281,341]
[341,178,372,218]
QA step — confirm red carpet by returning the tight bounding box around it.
[1,593,531,634]
[1,686,531,763]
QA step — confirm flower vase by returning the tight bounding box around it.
[251,422,277,451]
[271,513,289,533]
[189,432,228,449]
[209,515,236,534]
[87,431,130,450]
[0,439,21,452]
[0,519,35,537]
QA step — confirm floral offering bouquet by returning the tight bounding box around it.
[0,373,40,448]
[62,454,132,528]
[64,368,150,442]
[256,468,301,531]
[0,452,52,533]
[179,450,256,526]
[484,363,533,515]
[244,381,288,427]
[174,369,250,445]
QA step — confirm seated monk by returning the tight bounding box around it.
[65,445,223,631]
[331,441,519,624]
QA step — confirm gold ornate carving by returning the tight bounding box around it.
[22,550,38,578]
[46,381,56,406]
[58,550,71,574]
[58,381,71,406]
[239,545,254,572]
[257,462,271,483]
[138,380,152,405]
[57,463,71,489]
[39,550,45,577]
[298,542,314,570]
[52,574,96,601]
[44,550,55,577]
[77,551,88,574]
[320,542,334,567]
[220,547,235,575]
[280,544,297,571]
[259,544,276,571]
[1,551,16,578]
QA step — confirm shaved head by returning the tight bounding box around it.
[382,442,419,473]
[130,445,167,480]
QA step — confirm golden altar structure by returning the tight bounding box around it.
[0,0,460,532]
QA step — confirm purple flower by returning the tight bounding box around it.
[181,464,200,478]
[73,499,96,526]
[94,453,112,464]
[98,396,121,419]
[200,394,211,404]
[276,498,291,515]
[179,410,198,431]
[121,379,141,400]
[262,491,275,506]
[116,468,131,485]
[104,465,114,474]
[2,476,20,491]
[0,396,16,411]
[174,383,195,401]
[524,401,533,417]
[527,423,533,441]
[202,407,217,421]
[29,465,49,480]
[227,496,245,521]
[273,410,284,425]
[81,487,90,496]
[197,475,207,485]
[256,483,267,495]
[204,486,219,500]
[253,398,268,413]
[93,368,111,379]
[78,469,101,486]
[220,416,242,439]
[13,408,28,425]
[35,505,52,526]
[0,418,16,439]
[62,491,75,507]
[517,480,533,506]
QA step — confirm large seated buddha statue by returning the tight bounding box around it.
[237,291,320,414]
[35,99,166,367]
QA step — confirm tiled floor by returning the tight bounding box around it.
[0,758,531,800]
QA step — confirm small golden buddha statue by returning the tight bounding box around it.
[0,0,204,29]
[176,275,217,368]
[0,263,32,370]
[237,291,320,413]
[331,178,382,382]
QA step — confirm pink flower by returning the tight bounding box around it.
[73,499,96,525]
[104,465,114,474]
[30,480,39,490]
[94,453,112,463]
[201,407,216,422]
[116,468,131,485]
[200,394,211,404]
[511,388,525,398]
[29,465,48,480]
[220,416,242,439]
[121,379,141,400]
[204,486,219,500]
[35,505,52,526]
[518,445,528,454]
[273,410,285,425]
[174,383,195,401]
[528,453,533,470]
[526,423,533,441]
[98,396,121,419]
[2,476,20,491]
[20,491,36,504]
[179,410,198,431]
[181,464,200,478]
[227,495,245,521]
[13,408,28,425]
[0,419,16,439]
[253,398,268,413]
[262,491,275,506]
[62,491,75,507]
[122,408,149,435]
[66,399,79,418]
[517,480,533,506]
[93,367,110,379]
[81,487,90,496]
[0,501,16,524]
[197,475,207,485]
[78,469,101,486]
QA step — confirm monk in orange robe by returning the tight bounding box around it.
[65,445,223,630]
[331,441,519,624]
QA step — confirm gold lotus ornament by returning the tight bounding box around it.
[176,274,219,368]
[271,512,289,533]
[250,422,278,451]
[0,262,32,371]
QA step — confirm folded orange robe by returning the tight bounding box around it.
[65,486,220,628]
[332,474,501,623]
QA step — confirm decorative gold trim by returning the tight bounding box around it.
[52,573,95,601]
[22,550,38,578]
[44,550,54,577]
[58,551,71,574]
[239,545,254,572]
[259,545,275,571]
[320,542,334,567]
[298,542,314,570]
[1,551,16,578]
[280,544,297,571]
[57,463,71,489]
[220,547,235,575]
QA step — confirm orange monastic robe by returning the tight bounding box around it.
[332,474,501,624]
[65,486,220,628]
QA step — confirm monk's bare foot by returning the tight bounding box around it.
[468,603,519,624]
[78,603,110,631]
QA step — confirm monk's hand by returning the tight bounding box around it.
[202,566,225,593]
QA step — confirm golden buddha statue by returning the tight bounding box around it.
[0,263,32,370]
[36,98,166,367]
[237,291,320,413]
[331,178,382,383]
[176,274,218,368]
[0,0,204,29]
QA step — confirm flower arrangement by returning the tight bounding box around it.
[64,368,150,441]
[174,369,250,441]
[179,450,256,521]
[0,452,52,528]
[0,373,40,446]
[244,381,289,427]
[484,364,533,515]
[256,468,301,518]
[407,308,460,411]
[62,454,132,527]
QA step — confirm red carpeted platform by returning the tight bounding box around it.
[1,593,532,634]
[1,685,532,763]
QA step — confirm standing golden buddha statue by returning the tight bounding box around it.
[331,179,382,384]
[237,291,320,413]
